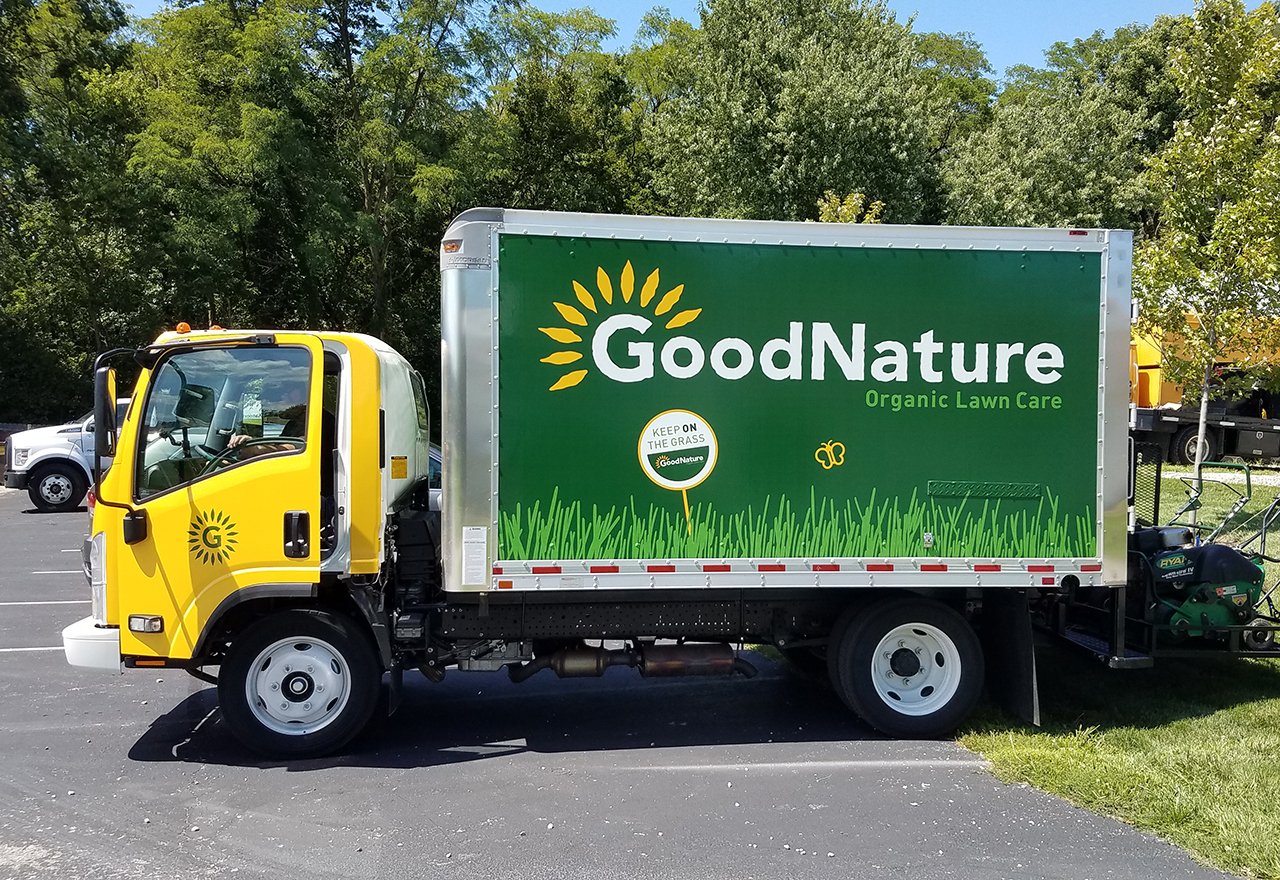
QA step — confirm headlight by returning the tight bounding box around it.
[89,532,106,624]
[12,448,28,468]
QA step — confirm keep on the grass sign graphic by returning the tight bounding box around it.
[495,233,1102,562]
[638,410,718,535]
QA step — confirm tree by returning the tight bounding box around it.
[646,0,942,222]
[452,6,640,213]
[815,190,883,223]
[913,31,995,154]
[0,0,152,421]
[125,0,352,330]
[943,19,1182,232]
[942,84,1145,228]
[1135,0,1280,486]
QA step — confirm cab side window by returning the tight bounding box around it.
[409,371,429,434]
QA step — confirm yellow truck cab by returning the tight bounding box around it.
[64,327,432,755]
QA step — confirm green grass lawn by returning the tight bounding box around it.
[960,463,1280,879]
[962,646,1280,879]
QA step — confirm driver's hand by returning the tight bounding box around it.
[228,434,251,448]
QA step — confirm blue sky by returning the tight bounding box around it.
[122,0,1197,77]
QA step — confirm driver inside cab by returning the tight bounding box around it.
[227,380,308,456]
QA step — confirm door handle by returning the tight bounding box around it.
[284,511,310,559]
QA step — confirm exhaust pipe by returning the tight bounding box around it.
[507,643,757,682]
[639,644,733,676]
[507,647,637,683]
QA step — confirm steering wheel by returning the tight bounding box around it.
[198,437,304,475]
[160,426,220,461]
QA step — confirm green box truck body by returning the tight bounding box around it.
[430,209,1132,738]
[442,210,1131,594]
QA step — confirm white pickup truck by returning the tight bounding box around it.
[4,400,129,512]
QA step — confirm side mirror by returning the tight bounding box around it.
[94,366,118,478]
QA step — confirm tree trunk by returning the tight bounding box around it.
[1190,359,1214,528]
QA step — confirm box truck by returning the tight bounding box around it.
[65,209,1137,757]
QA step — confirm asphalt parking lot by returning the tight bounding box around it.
[0,487,1236,880]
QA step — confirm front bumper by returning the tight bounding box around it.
[62,616,121,672]
[4,470,28,490]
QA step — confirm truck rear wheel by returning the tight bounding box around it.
[1172,425,1220,466]
[829,597,983,738]
[218,609,381,758]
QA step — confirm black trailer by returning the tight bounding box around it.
[1133,405,1280,464]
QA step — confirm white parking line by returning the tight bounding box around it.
[0,646,62,653]
[31,570,81,575]
[61,549,80,553]
[0,600,88,606]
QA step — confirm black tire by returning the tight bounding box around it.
[1171,426,1220,466]
[829,597,984,738]
[218,609,381,758]
[27,461,87,512]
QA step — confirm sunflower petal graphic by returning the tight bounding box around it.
[541,351,583,365]
[549,369,588,391]
[539,327,582,344]
[596,266,613,304]
[640,268,660,307]
[665,308,702,330]
[553,302,588,326]
[621,260,635,302]
[573,280,597,313]
[654,284,684,316]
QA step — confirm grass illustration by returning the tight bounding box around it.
[499,487,1094,560]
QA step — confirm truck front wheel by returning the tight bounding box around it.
[218,609,381,758]
[829,597,984,738]
[28,462,87,512]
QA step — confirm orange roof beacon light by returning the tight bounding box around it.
[210,324,223,331]
[175,322,191,334]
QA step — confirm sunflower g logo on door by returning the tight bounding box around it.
[815,440,846,470]
[189,510,238,564]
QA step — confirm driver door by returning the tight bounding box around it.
[116,335,325,661]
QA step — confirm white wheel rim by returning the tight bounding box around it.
[870,622,962,717]
[1185,436,1208,461]
[39,474,73,504]
[245,637,352,736]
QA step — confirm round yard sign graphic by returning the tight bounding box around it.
[638,409,718,535]
[638,409,718,490]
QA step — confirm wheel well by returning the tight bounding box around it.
[29,456,90,482]
[806,589,972,641]
[192,586,374,664]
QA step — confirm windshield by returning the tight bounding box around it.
[134,346,311,500]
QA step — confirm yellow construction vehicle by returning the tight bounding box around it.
[1130,331,1280,464]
